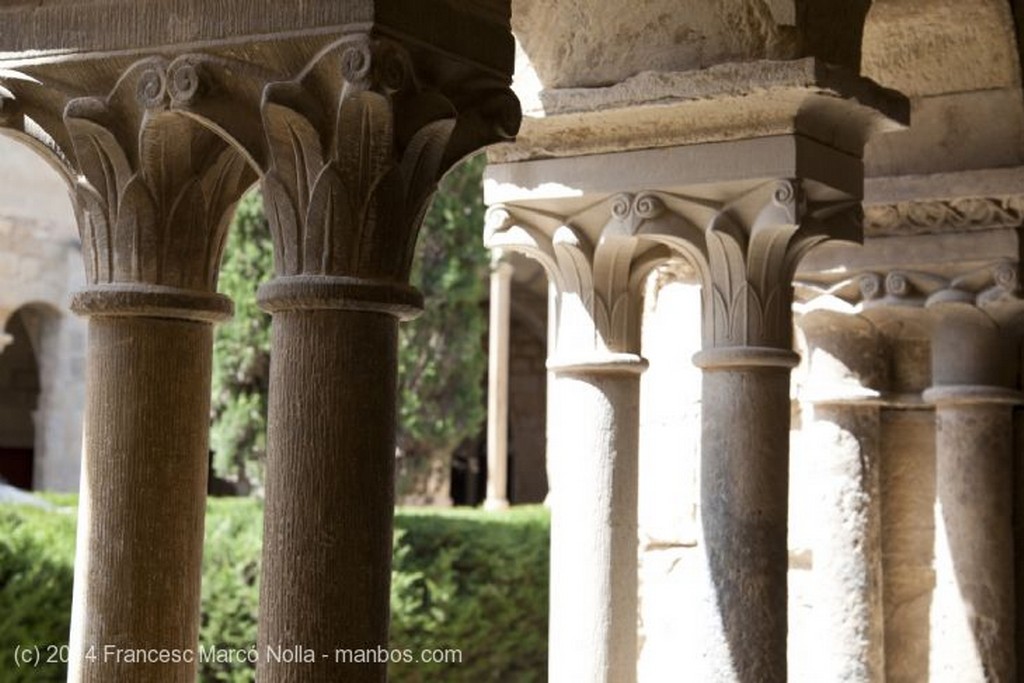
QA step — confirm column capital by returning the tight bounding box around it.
[0,9,520,316]
[795,308,888,404]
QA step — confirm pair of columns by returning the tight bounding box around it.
[486,175,863,681]
[799,265,1022,682]
[1,19,519,682]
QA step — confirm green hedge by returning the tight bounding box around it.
[0,500,548,682]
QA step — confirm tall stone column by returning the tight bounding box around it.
[668,179,863,682]
[484,251,513,510]
[253,36,518,682]
[487,197,652,683]
[2,58,253,680]
[798,308,887,682]
[924,275,1022,682]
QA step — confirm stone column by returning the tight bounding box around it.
[487,199,650,683]
[798,309,887,682]
[484,251,513,510]
[0,59,255,680]
[924,290,1021,682]
[676,179,861,683]
[253,36,518,682]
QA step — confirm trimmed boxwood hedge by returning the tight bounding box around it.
[0,499,548,682]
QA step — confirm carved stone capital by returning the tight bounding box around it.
[485,193,660,359]
[642,179,862,352]
[259,34,517,295]
[795,309,888,403]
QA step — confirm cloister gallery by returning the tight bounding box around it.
[0,0,1023,681]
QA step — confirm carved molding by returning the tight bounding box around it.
[487,179,861,356]
[864,196,1024,237]
[798,260,1023,315]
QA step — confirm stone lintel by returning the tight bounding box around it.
[490,58,907,163]
[0,0,512,77]
[485,134,865,211]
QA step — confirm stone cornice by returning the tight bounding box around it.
[489,58,907,163]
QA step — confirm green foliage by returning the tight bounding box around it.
[0,500,549,682]
[0,506,75,682]
[397,154,490,458]
[209,158,491,497]
[390,506,549,682]
[211,192,274,492]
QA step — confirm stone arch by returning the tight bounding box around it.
[0,302,61,489]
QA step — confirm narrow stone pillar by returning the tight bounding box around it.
[547,357,645,683]
[798,309,887,682]
[484,251,513,510]
[70,290,231,682]
[924,293,1021,682]
[486,199,651,683]
[253,35,518,682]
[681,179,860,683]
[0,60,259,681]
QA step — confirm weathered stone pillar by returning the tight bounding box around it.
[253,35,518,682]
[798,308,887,682]
[484,251,513,510]
[487,199,651,683]
[924,277,1021,682]
[1,55,254,680]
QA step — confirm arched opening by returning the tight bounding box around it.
[0,306,49,489]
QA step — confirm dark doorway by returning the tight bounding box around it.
[0,309,41,490]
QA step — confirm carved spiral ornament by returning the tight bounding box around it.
[137,68,167,109]
[168,62,200,105]
[886,272,910,297]
[772,180,795,207]
[858,273,882,300]
[341,44,373,84]
[993,262,1018,291]
[611,194,633,220]
[634,193,665,220]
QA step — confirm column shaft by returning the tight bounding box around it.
[257,309,398,682]
[485,260,512,510]
[548,361,642,683]
[699,362,792,682]
[69,314,215,682]
[811,402,885,682]
[930,399,1016,681]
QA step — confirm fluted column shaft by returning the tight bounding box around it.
[68,290,231,682]
[484,255,513,510]
[547,356,645,683]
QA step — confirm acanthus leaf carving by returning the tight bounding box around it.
[865,196,1024,237]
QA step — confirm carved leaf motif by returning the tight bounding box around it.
[336,91,393,212]
[66,113,132,220]
[75,183,111,283]
[165,177,207,286]
[114,176,157,282]
[304,164,352,275]
[262,172,298,277]
[362,166,406,277]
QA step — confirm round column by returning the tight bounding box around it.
[484,254,513,510]
[68,287,230,682]
[799,310,887,682]
[256,278,419,683]
[924,385,1019,682]
[694,347,798,683]
[547,354,645,683]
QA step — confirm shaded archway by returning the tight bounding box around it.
[0,304,56,489]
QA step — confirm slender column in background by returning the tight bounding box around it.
[799,309,887,682]
[925,290,1021,682]
[484,251,513,510]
